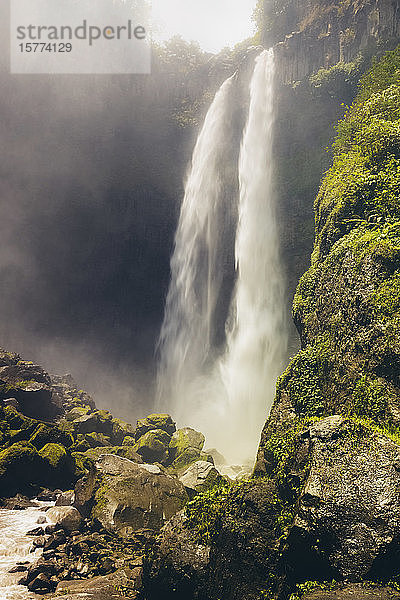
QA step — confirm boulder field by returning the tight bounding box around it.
[0,348,227,598]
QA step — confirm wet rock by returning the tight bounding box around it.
[28,572,56,593]
[180,461,224,494]
[44,530,67,550]
[26,558,59,583]
[37,489,59,502]
[9,564,28,573]
[47,506,83,532]
[27,526,45,536]
[37,515,47,524]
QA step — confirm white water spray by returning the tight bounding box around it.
[157,75,236,417]
[157,49,287,464]
[0,502,52,600]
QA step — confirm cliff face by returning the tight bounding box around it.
[265,0,400,83]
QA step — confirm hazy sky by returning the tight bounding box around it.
[152,0,257,53]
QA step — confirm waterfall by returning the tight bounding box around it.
[157,49,287,464]
[156,74,237,418]
[220,49,286,462]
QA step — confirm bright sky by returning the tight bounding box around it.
[152,0,257,53]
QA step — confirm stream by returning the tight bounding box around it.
[0,502,52,600]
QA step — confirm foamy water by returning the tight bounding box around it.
[0,502,51,600]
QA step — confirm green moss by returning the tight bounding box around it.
[29,423,74,449]
[277,336,333,417]
[289,580,338,600]
[185,482,230,544]
[39,442,67,468]
[348,375,388,420]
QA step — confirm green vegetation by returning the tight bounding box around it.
[185,482,230,544]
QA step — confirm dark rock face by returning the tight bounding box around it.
[145,511,210,600]
[0,352,61,420]
[264,0,400,83]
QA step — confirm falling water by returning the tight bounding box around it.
[156,74,236,417]
[157,49,287,464]
[220,49,286,462]
[0,502,51,599]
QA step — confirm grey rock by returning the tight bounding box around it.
[47,506,82,532]
[180,461,223,493]
[88,454,188,536]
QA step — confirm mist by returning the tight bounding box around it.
[0,2,231,421]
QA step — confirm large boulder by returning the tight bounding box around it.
[168,427,208,472]
[72,410,114,436]
[145,478,281,600]
[135,413,176,440]
[0,441,44,496]
[286,416,400,582]
[39,443,77,488]
[134,428,171,463]
[0,359,61,420]
[89,454,188,536]
[46,506,83,532]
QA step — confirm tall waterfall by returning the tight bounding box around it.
[157,49,286,464]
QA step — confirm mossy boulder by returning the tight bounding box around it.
[29,423,74,450]
[65,405,92,421]
[0,442,44,496]
[135,413,176,440]
[168,427,206,469]
[39,442,67,468]
[72,410,114,436]
[110,418,135,445]
[39,443,77,488]
[89,454,188,536]
[134,429,171,463]
[3,406,37,431]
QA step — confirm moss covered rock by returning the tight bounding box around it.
[83,445,143,463]
[0,442,43,496]
[134,413,176,440]
[134,428,171,463]
[29,423,74,450]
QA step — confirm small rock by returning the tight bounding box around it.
[27,527,45,536]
